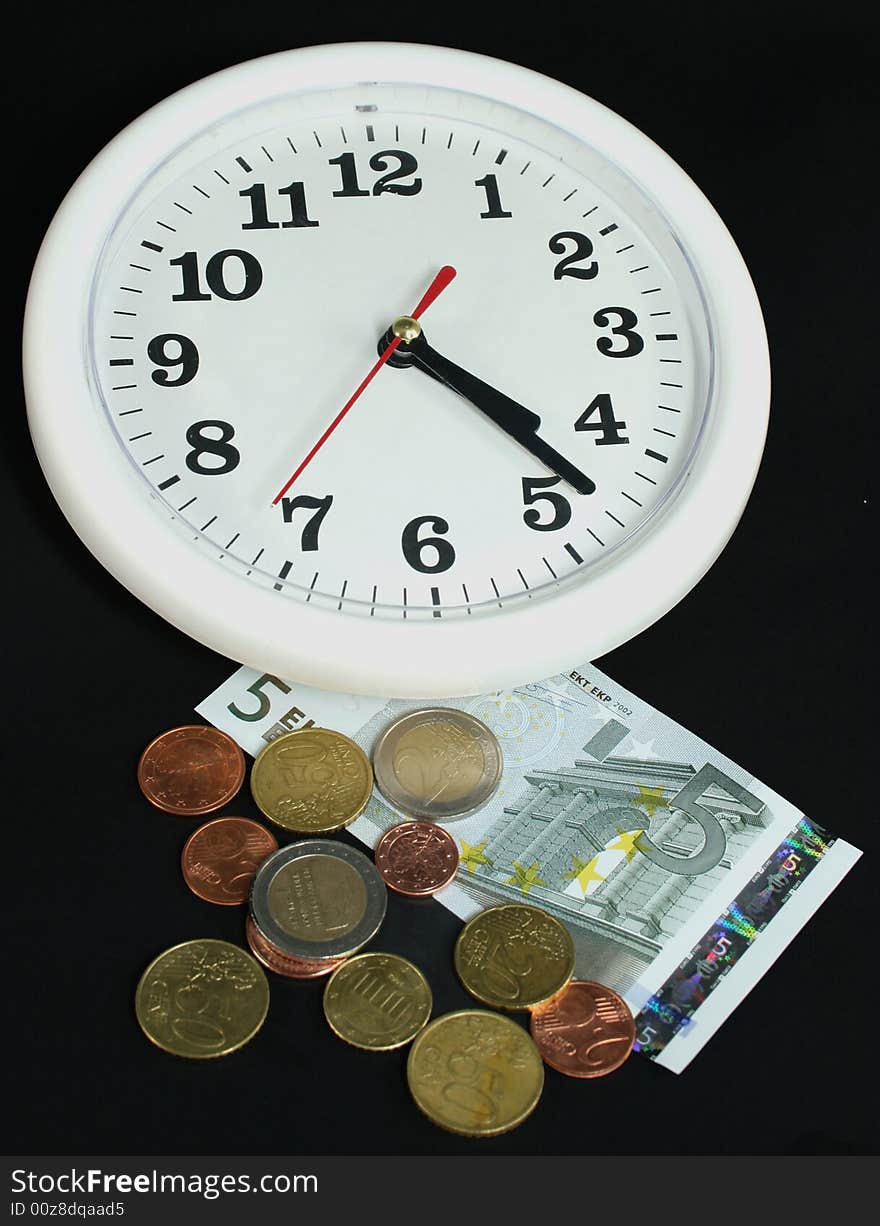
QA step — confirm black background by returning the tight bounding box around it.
[5,4,876,1156]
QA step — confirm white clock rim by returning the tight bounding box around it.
[23,41,770,698]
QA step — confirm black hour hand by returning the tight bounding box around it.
[395,329,595,496]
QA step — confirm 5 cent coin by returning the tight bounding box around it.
[181,817,278,905]
[372,708,502,820]
[407,1010,544,1136]
[530,980,635,1077]
[251,728,372,833]
[374,822,459,896]
[323,952,432,1050]
[135,938,269,1058]
[138,725,245,816]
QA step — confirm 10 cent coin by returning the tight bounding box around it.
[454,904,575,1011]
[372,708,502,820]
[323,952,432,1050]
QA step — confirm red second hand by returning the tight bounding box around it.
[272,265,457,505]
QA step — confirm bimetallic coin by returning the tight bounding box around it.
[250,840,387,961]
[323,952,432,1050]
[454,904,574,1011]
[374,822,459,896]
[530,980,635,1078]
[372,708,502,820]
[407,1010,543,1137]
[245,916,345,980]
[138,725,245,816]
[250,728,372,833]
[181,817,278,905]
[135,938,269,1058]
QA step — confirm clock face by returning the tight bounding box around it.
[26,45,768,693]
[90,81,709,620]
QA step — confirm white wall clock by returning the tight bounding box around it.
[24,42,769,697]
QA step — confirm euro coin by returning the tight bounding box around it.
[245,916,345,980]
[181,817,278,905]
[135,938,269,1058]
[407,1010,543,1136]
[454,904,574,1010]
[137,725,245,816]
[250,728,372,833]
[323,952,432,1050]
[372,708,502,820]
[374,821,459,896]
[249,840,386,961]
[530,980,635,1077]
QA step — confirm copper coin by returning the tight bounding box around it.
[245,916,345,980]
[374,822,460,896]
[138,725,246,816]
[529,980,635,1078]
[181,817,278,905]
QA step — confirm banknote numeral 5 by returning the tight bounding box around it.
[227,673,292,721]
[636,764,765,876]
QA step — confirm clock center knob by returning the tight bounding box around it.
[392,315,422,343]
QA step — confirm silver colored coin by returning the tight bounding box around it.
[372,708,503,820]
[249,840,386,961]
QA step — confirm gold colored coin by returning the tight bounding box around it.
[135,939,269,1059]
[454,904,574,1011]
[250,728,372,833]
[407,1010,544,1137]
[323,952,432,1051]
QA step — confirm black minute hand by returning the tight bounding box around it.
[400,329,595,496]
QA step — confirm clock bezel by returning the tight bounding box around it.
[23,41,770,697]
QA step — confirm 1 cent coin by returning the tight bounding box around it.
[372,708,502,820]
[181,817,278,905]
[250,728,372,833]
[374,822,459,896]
[138,725,245,816]
[454,904,574,1011]
[407,1010,544,1136]
[530,980,635,1077]
[245,916,345,980]
[323,952,432,1050]
[135,938,269,1058]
